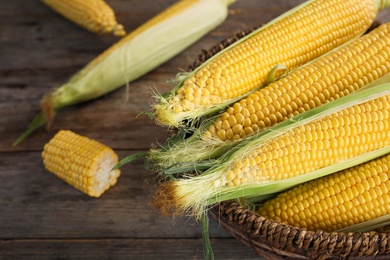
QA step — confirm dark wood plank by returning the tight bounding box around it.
[2,0,390,259]
[0,0,307,152]
[0,238,260,260]
[0,151,231,239]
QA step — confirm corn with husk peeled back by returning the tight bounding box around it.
[154,0,390,128]
[151,84,390,218]
[150,22,390,170]
[42,130,121,197]
[13,0,235,146]
[257,153,390,232]
[42,0,126,36]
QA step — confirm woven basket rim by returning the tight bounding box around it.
[210,201,390,259]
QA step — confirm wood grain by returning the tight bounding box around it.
[2,0,390,259]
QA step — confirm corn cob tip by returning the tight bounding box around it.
[151,179,213,219]
[42,130,121,198]
[113,24,126,37]
[154,98,212,128]
[151,182,180,216]
[154,104,176,127]
[152,171,226,218]
[42,0,125,36]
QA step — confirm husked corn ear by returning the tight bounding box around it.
[155,0,386,127]
[224,95,390,187]
[151,85,390,218]
[42,0,125,36]
[206,23,390,142]
[257,153,390,232]
[151,22,390,172]
[42,130,121,197]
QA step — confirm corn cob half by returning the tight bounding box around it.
[150,22,390,170]
[257,153,390,232]
[14,0,234,146]
[42,130,120,197]
[42,0,126,36]
[151,84,390,218]
[154,0,390,128]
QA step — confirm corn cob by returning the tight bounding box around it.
[42,130,120,197]
[150,22,390,170]
[257,153,390,232]
[13,0,234,146]
[42,0,126,36]
[154,0,390,128]
[151,84,390,218]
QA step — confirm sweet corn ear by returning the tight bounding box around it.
[257,153,390,232]
[42,0,125,36]
[42,130,121,197]
[155,0,387,127]
[207,22,390,143]
[224,95,390,186]
[152,84,390,218]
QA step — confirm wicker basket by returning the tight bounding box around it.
[186,20,387,260]
[209,201,390,259]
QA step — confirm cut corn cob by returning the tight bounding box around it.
[42,130,120,197]
[150,22,390,170]
[42,0,126,36]
[14,0,234,146]
[257,153,390,232]
[154,0,390,127]
[151,84,390,218]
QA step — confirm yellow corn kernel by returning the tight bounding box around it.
[206,23,390,142]
[42,0,125,36]
[42,130,121,197]
[225,95,390,187]
[156,0,384,127]
[257,153,390,232]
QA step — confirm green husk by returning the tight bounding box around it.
[13,0,234,146]
[152,83,390,219]
[201,212,214,260]
[337,214,390,233]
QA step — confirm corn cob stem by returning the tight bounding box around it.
[151,83,390,218]
[154,0,390,128]
[150,22,390,171]
[13,0,234,146]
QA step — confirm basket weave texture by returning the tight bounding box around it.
[210,202,390,260]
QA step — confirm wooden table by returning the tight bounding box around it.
[2,1,390,259]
